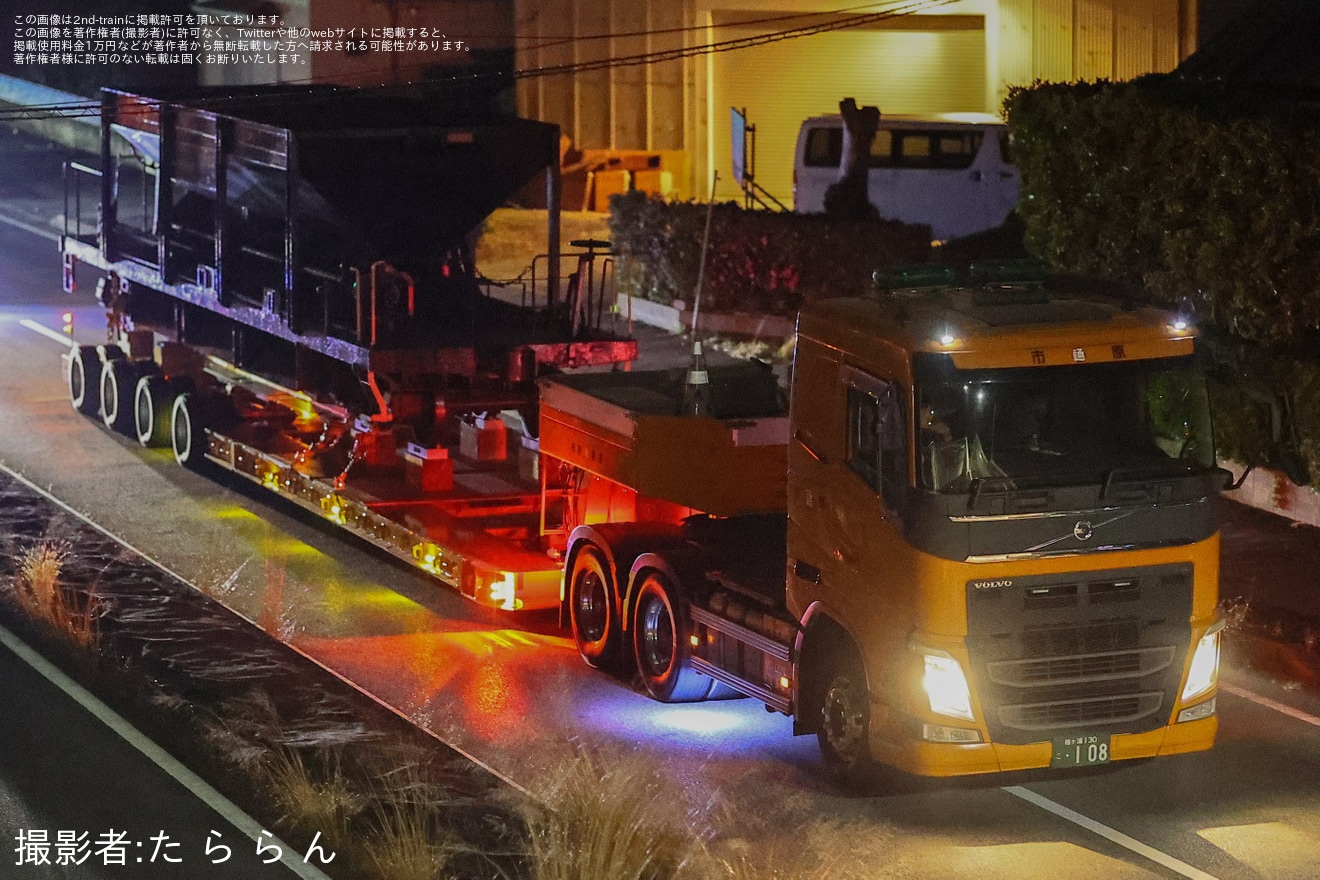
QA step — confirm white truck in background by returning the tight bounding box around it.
[792,113,1019,242]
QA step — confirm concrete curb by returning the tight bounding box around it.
[1221,460,1320,528]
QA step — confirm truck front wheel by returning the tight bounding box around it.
[632,572,719,703]
[818,659,875,785]
[569,546,625,671]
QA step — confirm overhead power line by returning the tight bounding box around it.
[0,0,956,123]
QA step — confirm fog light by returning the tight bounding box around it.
[922,723,982,743]
[1177,697,1216,724]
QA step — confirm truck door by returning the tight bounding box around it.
[826,367,909,620]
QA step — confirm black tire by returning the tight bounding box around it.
[100,358,140,434]
[171,392,212,469]
[817,652,876,787]
[632,571,720,702]
[134,374,175,447]
[67,345,100,416]
[569,546,626,671]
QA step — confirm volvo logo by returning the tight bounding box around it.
[1073,521,1095,541]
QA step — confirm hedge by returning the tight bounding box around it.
[1005,79,1320,343]
[1005,78,1320,483]
[607,191,930,317]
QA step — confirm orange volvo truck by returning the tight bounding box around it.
[61,89,1221,779]
[548,267,1224,779]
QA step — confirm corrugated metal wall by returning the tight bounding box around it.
[516,0,693,155]
[514,0,1192,203]
[997,0,1187,95]
[709,16,987,205]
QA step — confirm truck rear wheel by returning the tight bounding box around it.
[569,546,625,671]
[818,655,876,786]
[134,374,175,447]
[100,358,142,435]
[632,571,720,702]
[68,345,100,416]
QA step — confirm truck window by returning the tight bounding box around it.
[846,380,906,511]
[892,131,983,170]
[804,127,843,167]
[917,358,1214,493]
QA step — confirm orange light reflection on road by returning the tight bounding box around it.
[302,628,570,741]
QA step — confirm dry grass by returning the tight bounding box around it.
[261,745,366,837]
[360,760,471,880]
[475,208,612,283]
[14,542,98,648]
[521,751,704,880]
[363,794,459,880]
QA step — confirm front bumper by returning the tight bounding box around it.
[871,712,1217,778]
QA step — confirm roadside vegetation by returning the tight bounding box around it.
[0,525,832,880]
[1005,77,1320,488]
[13,541,98,649]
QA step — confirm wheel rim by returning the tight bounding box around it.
[821,677,867,765]
[573,568,608,643]
[639,592,675,677]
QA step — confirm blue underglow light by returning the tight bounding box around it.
[652,706,748,736]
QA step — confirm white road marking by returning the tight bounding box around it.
[1004,785,1221,880]
[0,621,331,880]
[19,317,76,347]
[0,210,58,242]
[1220,682,1320,729]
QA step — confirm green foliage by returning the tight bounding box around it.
[1005,79,1320,343]
[608,191,930,316]
[1005,79,1320,483]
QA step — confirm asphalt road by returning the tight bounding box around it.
[0,630,315,880]
[4,127,1320,879]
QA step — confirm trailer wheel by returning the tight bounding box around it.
[68,345,100,416]
[632,571,719,702]
[100,358,140,434]
[171,392,212,469]
[817,654,875,786]
[134,374,175,447]
[569,546,625,671]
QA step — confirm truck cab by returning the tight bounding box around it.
[548,267,1223,782]
[787,273,1222,777]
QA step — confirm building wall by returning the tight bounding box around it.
[516,0,1193,203]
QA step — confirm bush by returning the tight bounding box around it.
[1005,78,1320,482]
[608,191,930,317]
[1005,78,1320,345]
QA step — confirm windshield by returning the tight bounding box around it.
[917,358,1214,493]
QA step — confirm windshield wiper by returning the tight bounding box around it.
[1099,464,1189,499]
[967,475,1017,509]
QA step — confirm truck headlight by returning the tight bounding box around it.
[1180,621,1224,703]
[917,647,975,722]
